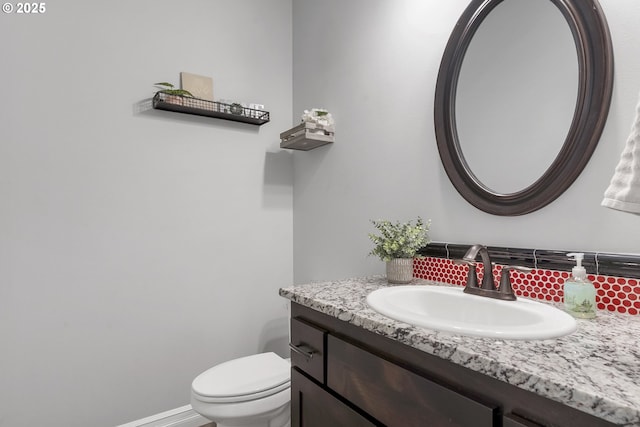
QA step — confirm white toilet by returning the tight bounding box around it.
[190,352,291,427]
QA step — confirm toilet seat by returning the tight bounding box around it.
[192,352,290,404]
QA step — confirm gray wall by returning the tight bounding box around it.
[0,1,293,426]
[292,0,640,283]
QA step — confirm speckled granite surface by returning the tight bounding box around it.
[279,276,640,427]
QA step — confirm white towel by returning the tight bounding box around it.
[602,93,640,214]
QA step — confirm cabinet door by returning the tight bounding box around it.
[327,335,500,427]
[291,368,377,427]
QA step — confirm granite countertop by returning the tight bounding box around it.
[279,276,640,427]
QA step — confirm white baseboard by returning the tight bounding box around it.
[116,404,209,427]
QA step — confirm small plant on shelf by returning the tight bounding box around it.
[154,82,193,97]
[153,82,193,105]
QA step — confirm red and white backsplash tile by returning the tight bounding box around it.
[414,257,640,315]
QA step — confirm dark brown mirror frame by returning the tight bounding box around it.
[434,0,614,216]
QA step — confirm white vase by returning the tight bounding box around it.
[386,258,414,284]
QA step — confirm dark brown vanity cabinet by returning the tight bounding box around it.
[289,303,615,427]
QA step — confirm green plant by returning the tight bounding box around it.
[368,217,430,262]
[154,82,194,97]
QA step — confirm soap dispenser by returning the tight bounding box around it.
[564,253,596,319]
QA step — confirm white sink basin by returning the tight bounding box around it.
[366,285,577,340]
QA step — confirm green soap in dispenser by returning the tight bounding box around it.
[564,253,596,319]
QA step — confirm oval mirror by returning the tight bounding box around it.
[434,0,613,216]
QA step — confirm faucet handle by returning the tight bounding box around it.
[454,259,478,288]
[499,265,533,300]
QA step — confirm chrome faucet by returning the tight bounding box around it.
[455,244,531,301]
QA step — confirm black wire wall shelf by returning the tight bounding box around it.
[152,92,270,125]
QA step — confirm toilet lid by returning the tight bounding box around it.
[192,352,290,401]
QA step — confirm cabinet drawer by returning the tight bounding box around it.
[290,317,326,383]
[327,335,499,427]
[291,368,377,427]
